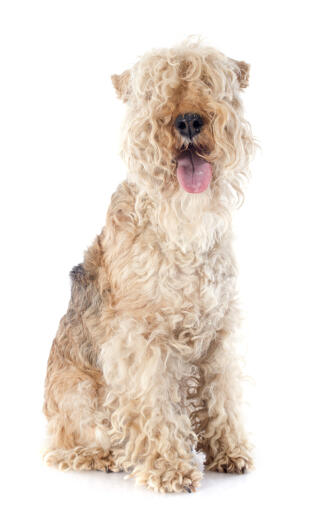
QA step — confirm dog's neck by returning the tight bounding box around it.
[134,185,231,254]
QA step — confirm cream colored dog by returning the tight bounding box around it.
[43,40,255,493]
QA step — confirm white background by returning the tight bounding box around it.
[1,1,329,509]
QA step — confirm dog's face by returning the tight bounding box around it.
[112,42,253,200]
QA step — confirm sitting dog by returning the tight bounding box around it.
[43,40,254,493]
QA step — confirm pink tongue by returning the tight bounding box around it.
[176,150,212,193]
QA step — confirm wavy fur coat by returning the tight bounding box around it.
[43,40,254,493]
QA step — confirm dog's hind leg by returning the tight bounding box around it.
[43,359,122,473]
[43,241,122,472]
[43,446,118,472]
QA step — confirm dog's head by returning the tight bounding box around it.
[112,40,254,204]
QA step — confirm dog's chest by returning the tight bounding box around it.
[123,224,236,334]
[157,247,234,331]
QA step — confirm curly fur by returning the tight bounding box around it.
[43,39,255,493]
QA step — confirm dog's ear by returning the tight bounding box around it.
[111,70,131,102]
[232,60,250,89]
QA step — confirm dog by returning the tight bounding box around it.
[43,39,255,493]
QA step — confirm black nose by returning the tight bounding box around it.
[175,113,203,139]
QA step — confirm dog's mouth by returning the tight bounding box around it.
[175,145,212,194]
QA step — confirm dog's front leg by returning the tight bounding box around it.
[129,398,202,493]
[195,326,253,474]
[100,319,202,493]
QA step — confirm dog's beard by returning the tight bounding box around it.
[154,185,223,252]
[173,185,214,219]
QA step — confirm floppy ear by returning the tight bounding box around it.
[111,69,131,102]
[233,60,250,89]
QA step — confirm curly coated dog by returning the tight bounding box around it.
[43,40,255,493]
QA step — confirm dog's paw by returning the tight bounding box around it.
[206,446,254,474]
[133,460,202,493]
